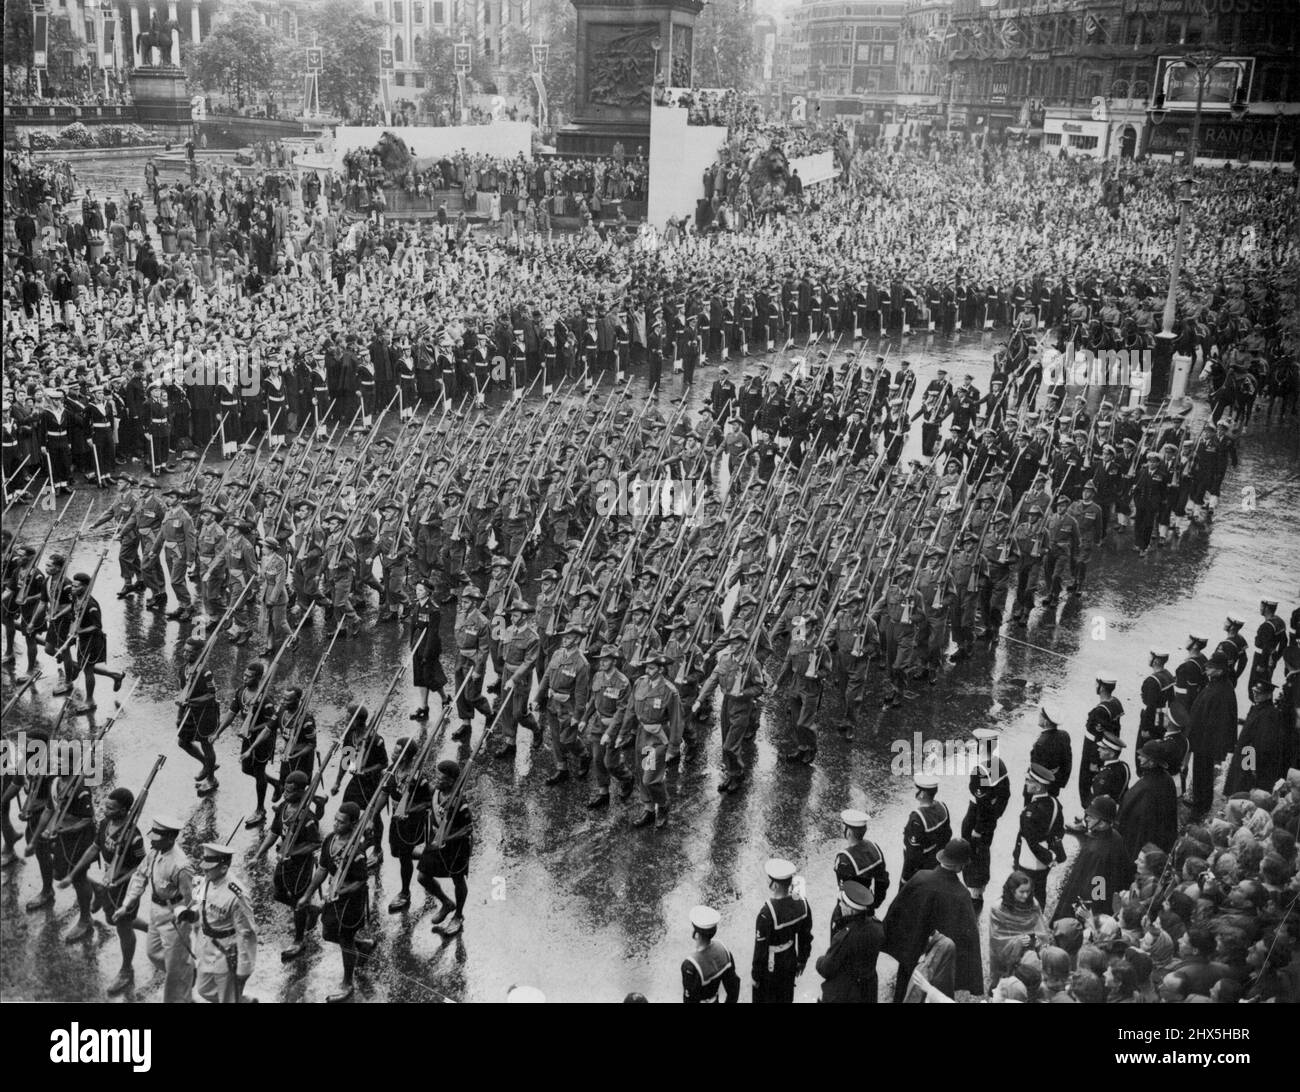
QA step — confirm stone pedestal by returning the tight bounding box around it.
[556,0,702,158]
[129,65,193,143]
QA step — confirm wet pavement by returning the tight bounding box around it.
[4,316,1299,1002]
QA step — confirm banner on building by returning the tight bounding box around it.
[33,9,49,69]
[531,71,548,129]
[1155,55,1253,112]
[102,17,117,66]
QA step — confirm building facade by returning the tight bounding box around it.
[945,0,1296,163]
[798,0,906,123]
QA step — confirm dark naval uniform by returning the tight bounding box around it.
[752,894,813,1003]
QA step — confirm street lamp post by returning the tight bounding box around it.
[1270,102,1287,165]
[1147,49,1247,400]
[531,41,549,131]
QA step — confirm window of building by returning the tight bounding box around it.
[483,3,490,24]
[1044,132,1062,147]
[1069,134,1099,151]
[374,2,384,17]
[415,73,426,88]
[414,34,423,56]
[414,1,424,22]
[394,35,404,62]
[883,44,894,62]
[433,1,445,21]
[393,2,403,21]
[395,72,406,86]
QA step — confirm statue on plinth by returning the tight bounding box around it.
[136,11,181,67]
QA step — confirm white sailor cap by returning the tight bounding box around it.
[1040,704,1061,727]
[1096,674,1117,688]
[765,858,797,882]
[506,985,547,1003]
[972,727,1001,742]
[1149,649,1170,661]
[913,773,939,791]
[689,905,721,931]
[840,808,869,829]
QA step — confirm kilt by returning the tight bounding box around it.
[177,702,220,744]
[74,632,107,668]
[52,828,95,881]
[388,812,428,856]
[418,836,471,879]
[322,888,368,940]
[272,854,316,907]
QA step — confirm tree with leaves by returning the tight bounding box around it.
[417,31,456,120]
[5,0,36,95]
[190,7,276,107]
[693,0,758,92]
[300,0,383,121]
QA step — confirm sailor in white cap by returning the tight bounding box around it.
[183,841,258,1003]
[960,727,1010,912]
[1029,704,1072,800]
[833,808,889,911]
[681,905,739,1003]
[1216,617,1249,682]
[901,773,950,882]
[1174,634,1209,705]
[1089,732,1130,807]
[1138,650,1175,751]
[116,815,196,1003]
[1253,597,1286,687]
[1015,763,1065,906]
[752,858,812,1003]
[1080,674,1124,810]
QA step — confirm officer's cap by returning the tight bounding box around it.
[199,842,234,860]
[1027,763,1055,785]
[839,881,874,911]
[1097,731,1124,752]
[150,815,184,834]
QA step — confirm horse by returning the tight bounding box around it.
[135,18,180,66]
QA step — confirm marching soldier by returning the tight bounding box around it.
[580,642,634,808]
[255,768,324,962]
[900,773,951,882]
[115,815,195,1003]
[181,841,257,1003]
[452,584,494,740]
[382,738,432,914]
[299,802,377,1003]
[538,622,591,786]
[694,630,765,794]
[681,905,740,1003]
[419,760,474,937]
[223,518,258,646]
[492,600,543,759]
[752,858,812,1004]
[621,651,681,829]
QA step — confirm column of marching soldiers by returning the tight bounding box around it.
[3,339,1293,1003]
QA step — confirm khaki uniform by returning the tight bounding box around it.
[123,844,195,1003]
[193,872,258,1004]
